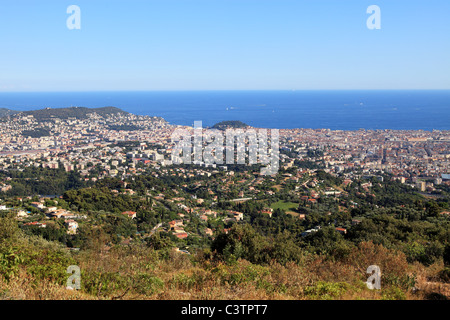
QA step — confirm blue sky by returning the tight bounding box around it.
[0,0,449,91]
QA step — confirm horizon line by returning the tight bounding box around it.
[1,89,450,93]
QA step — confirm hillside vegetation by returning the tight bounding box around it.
[1,213,449,300]
[0,108,19,118]
[19,106,127,121]
[1,165,449,300]
[211,121,250,130]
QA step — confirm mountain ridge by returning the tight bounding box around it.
[0,108,19,118]
[2,106,129,121]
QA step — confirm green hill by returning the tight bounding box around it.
[0,108,19,118]
[211,120,250,130]
[19,106,128,121]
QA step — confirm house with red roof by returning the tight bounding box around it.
[122,211,137,219]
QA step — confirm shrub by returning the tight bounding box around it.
[303,281,350,300]
[438,268,450,283]
[170,273,196,290]
[346,241,409,281]
[0,247,23,281]
[133,274,164,295]
[0,215,22,243]
[381,287,406,300]
[23,249,75,285]
[82,270,130,297]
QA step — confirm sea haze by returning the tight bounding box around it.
[0,90,449,131]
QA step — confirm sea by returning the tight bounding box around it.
[0,90,449,131]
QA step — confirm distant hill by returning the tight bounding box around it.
[211,120,250,130]
[18,106,128,121]
[0,108,19,118]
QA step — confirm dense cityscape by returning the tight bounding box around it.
[1,107,450,193]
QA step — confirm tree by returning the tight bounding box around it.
[444,244,450,267]
[0,214,22,245]
[271,231,304,265]
[212,224,270,264]
[146,232,174,250]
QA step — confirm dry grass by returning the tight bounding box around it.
[0,270,92,300]
[1,241,448,300]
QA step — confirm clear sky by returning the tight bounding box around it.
[0,0,449,91]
